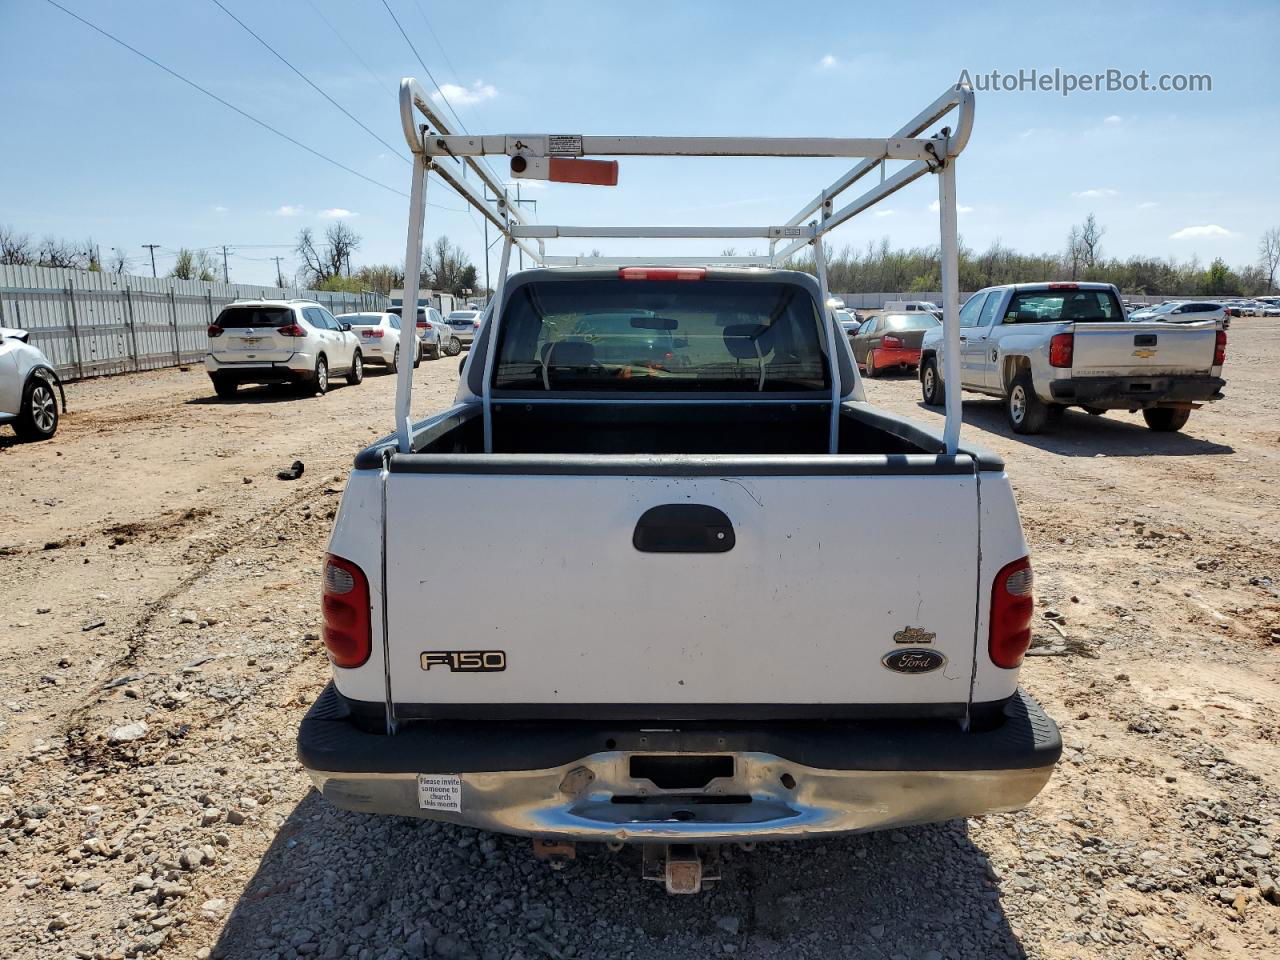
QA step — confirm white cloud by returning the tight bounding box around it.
[1072,188,1119,199]
[873,209,895,218]
[927,200,973,214]
[1169,224,1232,240]
[1137,201,1159,210]
[818,54,838,69]
[274,204,304,216]
[320,208,358,218]
[1103,115,1123,125]
[213,205,228,214]
[433,81,496,107]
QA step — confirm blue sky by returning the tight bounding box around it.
[2,0,1277,286]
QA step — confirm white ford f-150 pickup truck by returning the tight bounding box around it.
[296,77,1060,893]
[919,282,1226,434]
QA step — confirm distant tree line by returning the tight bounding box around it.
[789,216,1280,297]
[294,225,479,298]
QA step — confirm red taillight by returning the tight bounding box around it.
[365,329,385,338]
[207,324,223,338]
[1214,330,1227,366]
[417,319,428,329]
[989,557,1034,669]
[321,554,371,668]
[619,267,706,281]
[881,335,904,349]
[473,319,481,328]
[1049,332,1074,368]
[277,323,306,337]
[1047,282,1078,290]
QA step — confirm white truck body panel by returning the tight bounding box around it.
[381,470,979,709]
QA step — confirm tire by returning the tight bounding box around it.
[1006,372,1047,435]
[920,357,943,407]
[444,337,461,357]
[312,356,329,396]
[427,342,440,360]
[387,346,399,375]
[211,376,238,400]
[346,350,364,385]
[15,377,58,441]
[1143,407,1191,432]
[412,343,421,369]
[863,349,878,378]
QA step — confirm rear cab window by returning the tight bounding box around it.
[215,306,292,328]
[1003,289,1123,323]
[882,314,940,332]
[493,278,829,392]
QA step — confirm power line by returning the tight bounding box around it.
[208,0,411,165]
[42,0,410,199]
[376,0,505,190]
[303,0,396,95]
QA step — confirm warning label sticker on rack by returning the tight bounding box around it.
[547,135,584,157]
[416,774,462,812]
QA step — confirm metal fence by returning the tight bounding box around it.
[0,264,389,381]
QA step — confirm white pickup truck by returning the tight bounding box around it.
[919,282,1226,434]
[296,77,1061,893]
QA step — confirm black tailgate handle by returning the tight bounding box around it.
[1134,334,1157,346]
[633,504,735,553]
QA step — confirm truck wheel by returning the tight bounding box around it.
[15,378,59,441]
[920,357,943,406]
[1142,407,1191,432]
[863,350,878,378]
[211,376,238,400]
[1006,373,1047,434]
[312,356,329,395]
[345,351,364,385]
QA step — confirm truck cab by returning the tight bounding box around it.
[919,282,1226,434]
[295,76,1060,893]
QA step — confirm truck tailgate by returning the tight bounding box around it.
[382,462,979,717]
[1071,321,1217,378]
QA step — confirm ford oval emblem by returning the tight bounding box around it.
[882,648,946,674]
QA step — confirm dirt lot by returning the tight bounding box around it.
[1,321,1278,960]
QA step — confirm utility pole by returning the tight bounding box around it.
[272,256,285,288]
[221,245,230,283]
[142,244,160,278]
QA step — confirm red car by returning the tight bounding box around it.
[848,312,941,377]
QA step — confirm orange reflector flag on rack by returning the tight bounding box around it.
[548,157,619,186]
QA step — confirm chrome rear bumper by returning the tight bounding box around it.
[299,685,1060,842]
[305,755,1056,842]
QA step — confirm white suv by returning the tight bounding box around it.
[205,300,364,398]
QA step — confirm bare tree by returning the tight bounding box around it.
[0,225,34,265]
[1064,226,1084,279]
[422,236,474,296]
[296,223,362,285]
[1259,226,1280,292]
[36,236,89,269]
[1079,213,1105,269]
[108,248,129,274]
[169,248,218,282]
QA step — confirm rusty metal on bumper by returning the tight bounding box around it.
[298,685,1060,843]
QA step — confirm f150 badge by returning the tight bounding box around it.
[882,649,946,674]
[421,650,507,672]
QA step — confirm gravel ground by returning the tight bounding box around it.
[0,321,1278,959]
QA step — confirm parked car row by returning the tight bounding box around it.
[202,299,475,400]
[1126,300,1230,328]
